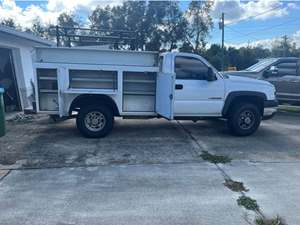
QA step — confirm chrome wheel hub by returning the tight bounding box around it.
[239,110,255,130]
[84,111,106,132]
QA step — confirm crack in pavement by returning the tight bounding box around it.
[176,120,233,178]
[176,120,256,224]
[177,120,294,224]
[176,120,210,152]
[0,170,11,183]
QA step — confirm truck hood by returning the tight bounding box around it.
[222,70,259,79]
[225,74,274,88]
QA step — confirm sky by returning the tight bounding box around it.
[1,0,300,48]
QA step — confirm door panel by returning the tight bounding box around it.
[174,79,225,116]
[156,73,175,119]
[276,76,300,102]
[173,56,225,116]
[265,60,300,102]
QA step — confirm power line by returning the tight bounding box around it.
[217,5,300,49]
[226,22,300,32]
[224,16,300,43]
[239,17,300,36]
[226,26,262,42]
[222,5,286,47]
[226,5,282,26]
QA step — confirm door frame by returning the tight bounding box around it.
[0,47,22,111]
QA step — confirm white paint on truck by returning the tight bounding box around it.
[33,47,278,137]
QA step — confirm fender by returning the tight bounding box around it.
[222,91,267,116]
[69,94,120,116]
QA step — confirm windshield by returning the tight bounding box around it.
[245,58,277,72]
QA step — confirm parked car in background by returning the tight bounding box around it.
[222,57,300,105]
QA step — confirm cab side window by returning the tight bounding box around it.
[275,61,297,76]
[175,56,208,80]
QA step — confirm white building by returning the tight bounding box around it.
[0,25,54,112]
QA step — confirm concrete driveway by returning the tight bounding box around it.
[0,117,199,169]
[1,112,300,169]
[180,112,300,162]
[0,112,299,225]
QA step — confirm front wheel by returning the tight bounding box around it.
[228,103,261,136]
[76,105,114,138]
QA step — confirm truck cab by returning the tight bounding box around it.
[33,48,278,138]
[163,52,225,118]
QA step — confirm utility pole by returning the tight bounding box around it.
[56,25,59,47]
[219,13,225,71]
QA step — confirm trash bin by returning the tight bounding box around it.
[0,88,5,137]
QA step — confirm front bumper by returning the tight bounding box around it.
[263,100,278,120]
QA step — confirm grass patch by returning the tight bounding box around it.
[279,105,300,114]
[255,216,286,225]
[224,179,249,192]
[200,151,232,164]
[237,195,259,211]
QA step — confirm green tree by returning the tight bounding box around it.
[27,19,57,41]
[57,13,79,28]
[0,18,21,30]
[89,1,166,51]
[25,18,49,39]
[122,1,147,50]
[110,5,126,31]
[185,1,213,53]
[204,44,224,70]
[143,1,169,51]
[271,35,299,57]
[89,5,112,30]
[161,1,188,50]
[227,47,239,68]
[179,41,194,53]
[57,13,79,46]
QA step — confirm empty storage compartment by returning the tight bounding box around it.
[123,71,156,112]
[37,68,59,111]
[38,93,59,111]
[123,95,155,112]
[69,69,117,90]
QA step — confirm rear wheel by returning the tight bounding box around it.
[228,103,261,136]
[76,105,114,138]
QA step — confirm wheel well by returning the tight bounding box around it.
[69,94,120,116]
[224,95,264,117]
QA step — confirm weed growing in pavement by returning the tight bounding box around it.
[224,179,249,192]
[255,215,286,225]
[237,195,259,211]
[238,196,287,225]
[200,151,232,164]
[198,149,286,224]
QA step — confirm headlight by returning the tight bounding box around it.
[271,88,276,100]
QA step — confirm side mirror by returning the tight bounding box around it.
[263,66,278,78]
[270,66,278,73]
[206,67,216,81]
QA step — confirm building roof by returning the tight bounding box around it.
[0,25,54,46]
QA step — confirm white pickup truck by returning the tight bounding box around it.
[33,47,278,138]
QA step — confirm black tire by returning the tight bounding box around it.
[76,105,114,138]
[227,103,261,136]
